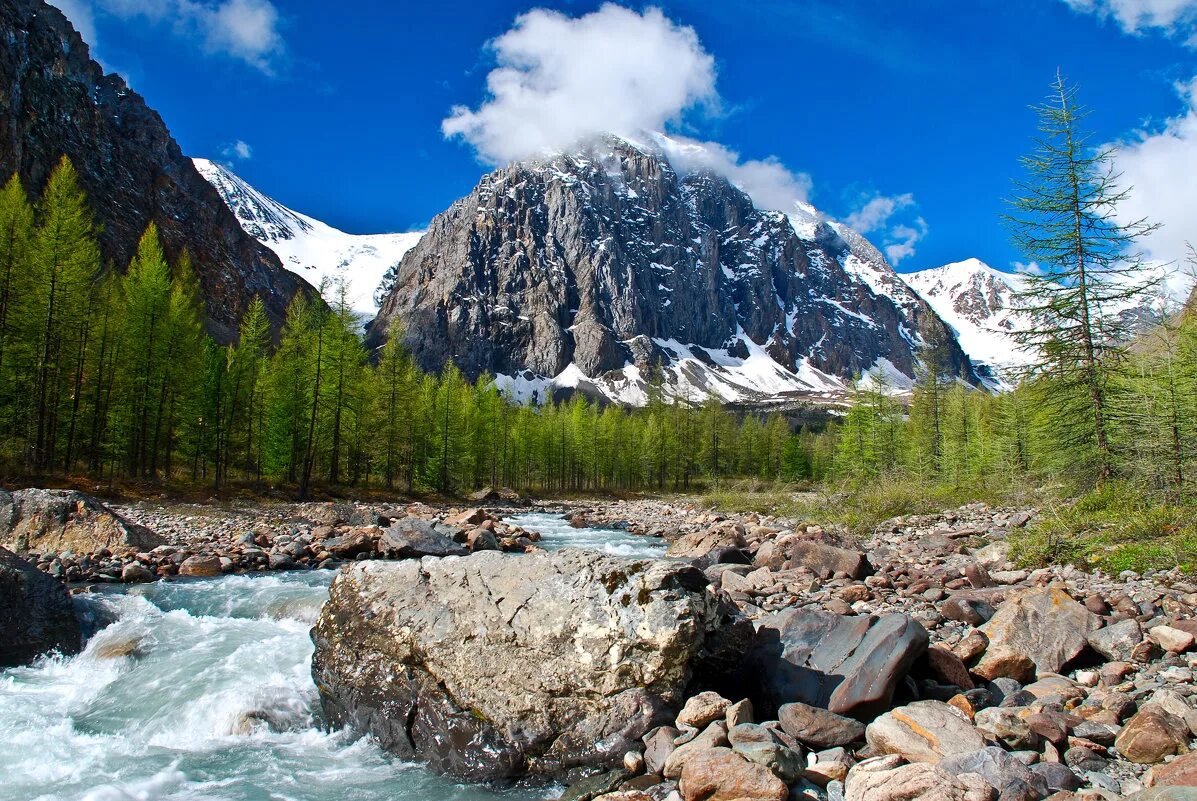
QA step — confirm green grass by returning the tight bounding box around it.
[1009,480,1197,574]
[699,474,1039,535]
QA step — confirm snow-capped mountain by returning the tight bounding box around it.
[904,259,1034,389]
[368,135,978,406]
[193,159,424,316]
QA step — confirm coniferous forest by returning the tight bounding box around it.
[0,79,1193,508]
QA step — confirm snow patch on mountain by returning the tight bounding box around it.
[193,158,424,315]
[904,259,1034,389]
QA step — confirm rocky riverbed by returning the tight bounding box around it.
[3,487,1197,801]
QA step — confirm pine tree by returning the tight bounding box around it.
[1006,73,1160,482]
[0,174,34,456]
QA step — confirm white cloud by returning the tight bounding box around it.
[1013,261,1046,275]
[48,0,284,72]
[1109,77,1197,291]
[656,135,812,210]
[1062,0,1197,43]
[842,192,927,265]
[222,139,253,160]
[442,4,717,165]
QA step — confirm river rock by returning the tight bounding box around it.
[973,588,1100,682]
[759,539,873,579]
[778,702,866,748]
[1149,751,1197,786]
[0,546,81,667]
[0,488,161,554]
[738,608,928,719]
[178,554,222,577]
[865,701,987,764]
[377,517,467,559]
[311,550,723,781]
[1116,707,1191,764]
[667,526,745,559]
[677,692,731,729]
[677,746,789,801]
[845,755,996,801]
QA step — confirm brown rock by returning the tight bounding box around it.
[678,747,788,801]
[778,701,866,749]
[1117,707,1191,765]
[925,645,975,690]
[1152,751,1197,786]
[677,692,732,729]
[974,588,1101,682]
[178,554,222,577]
[845,755,997,801]
[865,701,987,764]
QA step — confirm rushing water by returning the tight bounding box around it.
[0,571,554,801]
[503,511,667,558]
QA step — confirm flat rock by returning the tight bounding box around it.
[865,701,987,764]
[974,588,1100,682]
[739,608,928,719]
[311,550,723,782]
[0,546,81,667]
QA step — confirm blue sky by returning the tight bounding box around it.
[49,0,1197,274]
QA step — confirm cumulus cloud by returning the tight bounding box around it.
[1062,0,1197,43]
[658,135,813,210]
[49,0,284,72]
[1106,76,1197,296]
[222,139,253,160]
[442,4,717,165]
[842,192,927,265]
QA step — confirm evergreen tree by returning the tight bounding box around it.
[1006,73,1160,482]
[0,175,34,456]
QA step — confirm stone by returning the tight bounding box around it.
[311,551,724,782]
[466,528,499,552]
[664,722,729,780]
[1150,626,1195,654]
[377,517,467,559]
[0,546,81,667]
[120,562,154,583]
[677,747,788,801]
[320,531,373,558]
[178,554,222,577]
[0,488,162,554]
[974,707,1040,751]
[974,588,1101,682]
[779,702,866,749]
[925,645,975,690]
[865,701,987,764]
[643,726,680,775]
[740,608,929,719]
[781,540,873,579]
[667,527,746,559]
[1116,707,1191,765]
[844,756,997,801]
[939,597,997,627]
[940,747,1049,801]
[444,508,489,527]
[1031,763,1080,794]
[1122,790,1197,801]
[725,699,754,728]
[1087,619,1143,663]
[727,726,803,783]
[624,751,645,774]
[560,769,632,801]
[1152,751,1197,786]
[677,692,731,729]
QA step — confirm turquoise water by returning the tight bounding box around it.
[0,571,554,801]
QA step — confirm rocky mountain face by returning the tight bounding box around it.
[903,260,1035,390]
[368,136,976,404]
[194,159,424,316]
[0,0,313,340]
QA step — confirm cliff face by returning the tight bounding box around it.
[369,136,974,403]
[0,0,314,340]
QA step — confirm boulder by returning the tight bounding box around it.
[311,550,724,781]
[677,747,789,801]
[778,702,866,748]
[677,692,732,729]
[845,755,996,801]
[1151,751,1197,786]
[0,488,161,554]
[738,608,928,719]
[664,721,729,779]
[0,546,81,667]
[758,538,873,579]
[973,588,1100,682]
[1116,707,1191,765]
[727,724,803,783]
[865,701,987,764]
[321,531,374,558]
[377,517,467,559]
[178,554,222,577]
[667,527,745,559]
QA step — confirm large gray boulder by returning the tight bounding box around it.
[973,587,1101,682]
[377,517,466,559]
[736,607,929,719]
[0,488,161,555]
[0,546,81,667]
[311,549,725,782]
